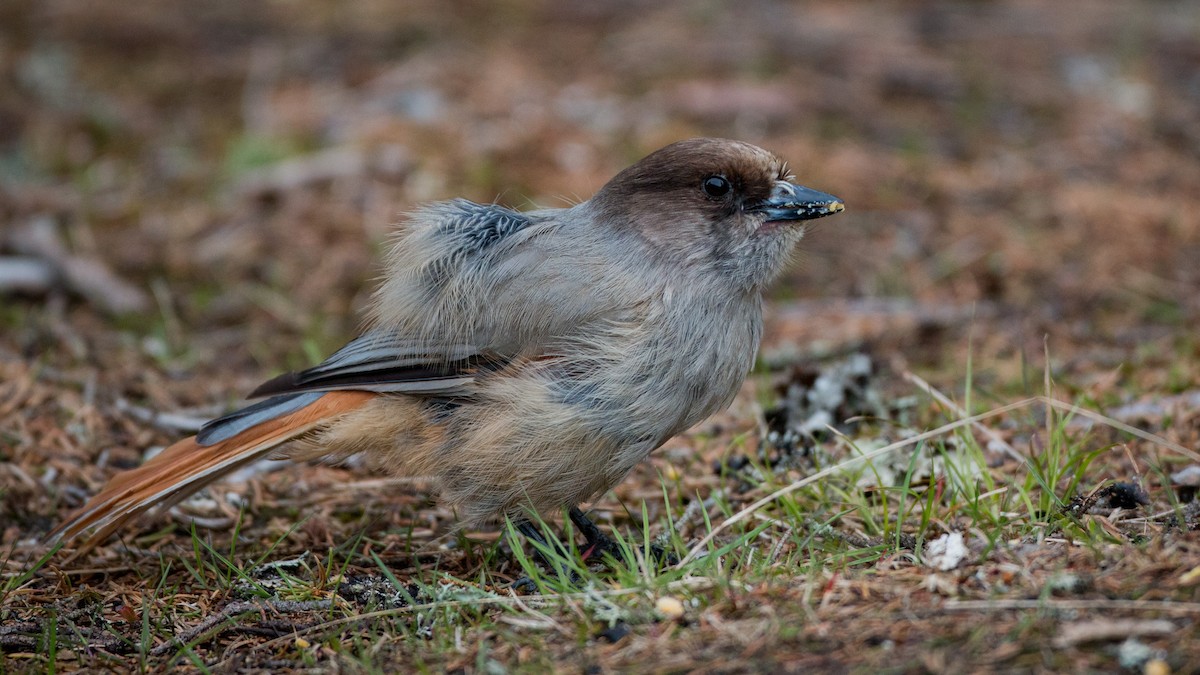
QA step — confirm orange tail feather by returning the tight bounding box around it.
[50,390,375,554]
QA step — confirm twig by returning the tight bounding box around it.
[1052,618,1176,648]
[943,599,1200,614]
[149,598,334,656]
[6,216,149,314]
[115,398,211,433]
[0,256,55,293]
[0,622,39,652]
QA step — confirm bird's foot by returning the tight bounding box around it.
[570,507,679,567]
[510,521,584,591]
[508,508,678,592]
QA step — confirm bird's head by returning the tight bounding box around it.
[590,138,844,290]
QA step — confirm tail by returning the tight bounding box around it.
[49,390,376,554]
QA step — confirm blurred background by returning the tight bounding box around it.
[2,0,1198,522]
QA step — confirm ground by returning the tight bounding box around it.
[2,0,1199,672]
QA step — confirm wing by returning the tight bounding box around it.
[370,199,635,351]
[200,202,543,448]
[195,331,507,446]
[246,332,500,399]
[202,199,633,446]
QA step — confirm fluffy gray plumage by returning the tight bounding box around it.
[56,138,844,546]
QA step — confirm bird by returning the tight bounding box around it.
[49,138,844,560]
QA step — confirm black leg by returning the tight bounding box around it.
[516,521,550,551]
[509,509,679,591]
[510,519,576,591]
[570,507,680,566]
[568,507,618,561]
[515,520,569,565]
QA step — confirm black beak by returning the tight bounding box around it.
[750,181,844,222]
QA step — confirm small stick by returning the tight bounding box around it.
[150,598,334,656]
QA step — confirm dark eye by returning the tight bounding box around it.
[702,175,732,199]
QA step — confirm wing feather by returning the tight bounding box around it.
[245,331,505,399]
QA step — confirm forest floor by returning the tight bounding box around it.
[2,1,1199,672]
